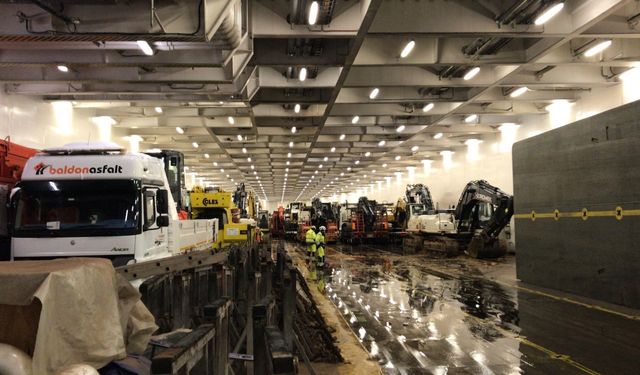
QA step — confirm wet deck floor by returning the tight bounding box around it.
[296,242,640,375]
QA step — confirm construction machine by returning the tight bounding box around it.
[310,198,339,243]
[340,197,389,244]
[402,180,513,258]
[144,149,186,212]
[284,201,305,239]
[190,186,254,249]
[257,209,270,234]
[270,206,285,238]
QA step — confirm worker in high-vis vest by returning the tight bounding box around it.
[316,226,326,267]
[305,225,317,259]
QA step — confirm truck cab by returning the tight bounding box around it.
[10,142,215,264]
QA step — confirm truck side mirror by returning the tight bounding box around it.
[156,215,170,227]
[7,188,21,236]
[157,189,169,215]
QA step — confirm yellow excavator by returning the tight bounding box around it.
[189,186,254,250]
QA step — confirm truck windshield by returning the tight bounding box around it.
[13,180,140,237]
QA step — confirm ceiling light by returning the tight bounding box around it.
[299,67,308,81]
[411,146,419,152]
[286,168,289,172]
[422,103,434,112]
[331,147,336,152]
[339,134,345,140]
[372,169,376,173]
[347,167,351,171]
[220,168,225,173]
[57,64,69,73]
[352,115,360,124]
[396,125,405,133]
[324,156,328,161]
[619,66,640,81]
[395,155,401,161]
[242,147,247,153]
[287,152,292,157]
[192,142,199,148]
[534,2,564,25]
[247,157,251,162]
[291,126,297,134]
[510,86,528,98]
[286,161,290,165]
[319,164,323,168]
[213,162,218,166]
[175,127,184,134]
[365,151,371,157]
[294,104,301,113]
[315,170,318,174]
[378,140,386,146]
[465,114,478,123]
[237,134,243,141]
[463,66,480,80]
[369,88,380,99]
[154,106,163,114]
[433,132,443,139]
[382,164,387,168]
[204,153,210,158]
[340,172,344,176]
[251,165,255,169]
[136,40,154,56]
[308,1,319,25]
[228,116,235,125]
[583,40,612,57]
[355,160,360,165]
[400,40,416,58]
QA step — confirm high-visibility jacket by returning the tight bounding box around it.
[316,232,325,257]
[305,229,316,244]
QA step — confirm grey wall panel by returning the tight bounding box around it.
[513,101,640,309]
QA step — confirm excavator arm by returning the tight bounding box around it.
[453,180,514,258]
[358,196,377,231]
[405,184,435,211]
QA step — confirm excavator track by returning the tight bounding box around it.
[466,235,508,259]
[403,234,459,256]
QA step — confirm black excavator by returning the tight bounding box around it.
[402,180,513,258]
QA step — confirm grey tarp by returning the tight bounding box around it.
[0,258,157,375]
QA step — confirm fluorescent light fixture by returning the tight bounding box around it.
[378,140,386,146]
[286,161,290,165]
[136,40,154,56]
[57,65,69,73]
[396,125,405,133]
[154,106,163,114]
[411,146,419,152]
[395,155,401,161]
[299,67,308,81]
[213,162,218,166]
[355,160,360,165]
[534,2,564,25]
[237,134,243,141]
[204,153,210,158]
[324,156,328,161]
[192,142,199,148]
[319,164,323,168]
[248,157,252,162]
[369,88,380,99]
[463,66,480,80]
[251,165,254,169]
[422,103,434,112]
[433,132,443,139]
[291,126,297,134]
[294,104,301,113]
[331,147,336,152]
[352,115,360,124]
[347,167,351,171]
[339,134,346,140]
[400,40,416,58]
[176,127,184,134]
[619,66,640,81]
[220,169,225,173]
[510,86,528,98]
[584,40,612,57]
[287,152,292,157]
[242,147,247,153]
[289,141,294,148]
[365,151,371,157]
[308,1,319,25]
[228,116,235,125]
[465,114,478,123]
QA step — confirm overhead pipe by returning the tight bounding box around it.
[495,0,533,25]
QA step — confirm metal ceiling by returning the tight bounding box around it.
[0,0,638,203]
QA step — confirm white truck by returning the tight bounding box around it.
[9,142,216,264]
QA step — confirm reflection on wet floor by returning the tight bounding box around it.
[317,246,640,375]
